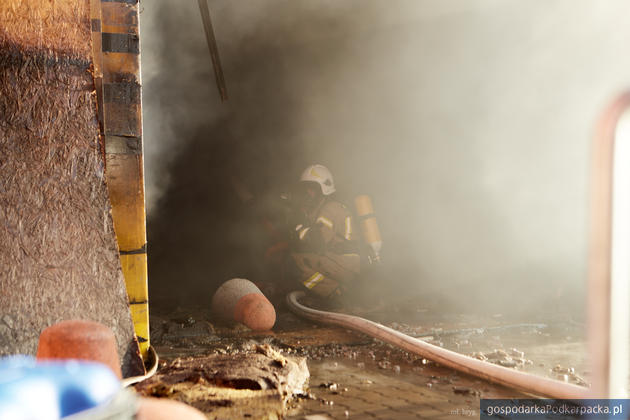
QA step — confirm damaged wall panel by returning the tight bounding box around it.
[98,0,150,359]
[0,0,144,376]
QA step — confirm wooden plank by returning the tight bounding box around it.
[100,0,150,358]
[105,154,147,251]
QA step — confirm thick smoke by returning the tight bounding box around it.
[140,1,630,314]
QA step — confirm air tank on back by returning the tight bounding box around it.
[354,195,382,263]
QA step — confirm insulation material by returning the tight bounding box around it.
[135,344,310,418]
[0,0,144,376]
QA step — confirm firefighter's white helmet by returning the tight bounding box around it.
[300,164,336,196]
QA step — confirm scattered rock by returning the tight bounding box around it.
[452,386,480,396]
[319,382,338,392]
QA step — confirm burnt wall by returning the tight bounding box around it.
[0,0,142,376]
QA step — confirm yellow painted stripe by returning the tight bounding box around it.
[316,216,333,229]
[129,303,149,350]
[119,251,149,356]
[304,272,324,289]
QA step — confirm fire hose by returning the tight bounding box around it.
[286,291,590,399]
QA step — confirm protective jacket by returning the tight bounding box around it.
[291,197,361,297]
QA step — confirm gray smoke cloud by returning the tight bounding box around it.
[140,0,630,313]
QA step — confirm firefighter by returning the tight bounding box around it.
[288,164,361,298]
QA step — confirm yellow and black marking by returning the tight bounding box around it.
[91,0,150,359]
[102,33,139,54]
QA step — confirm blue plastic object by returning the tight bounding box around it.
[0,356,121,420]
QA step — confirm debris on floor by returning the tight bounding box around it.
[135,343,309,418]
[143,299,589,419]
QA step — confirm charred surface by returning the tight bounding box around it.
[135,344,309,418]
[0,1,142,376]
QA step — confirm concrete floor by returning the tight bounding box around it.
[144,299,588,419]
[287,358,518,419]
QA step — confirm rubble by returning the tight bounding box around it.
[452,386,481,396]
[135,345,309,418]
[551,365,589,386]
[144,301,587,418]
